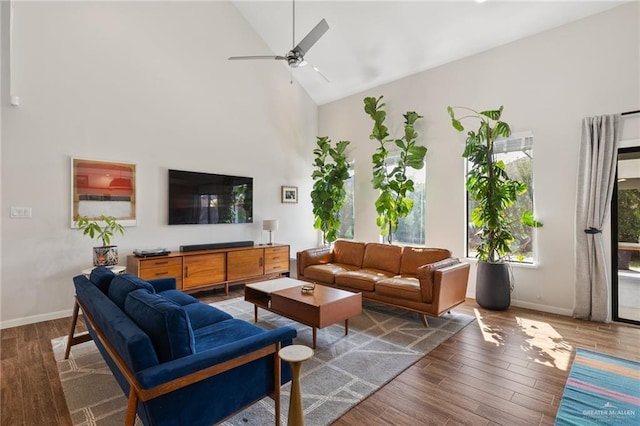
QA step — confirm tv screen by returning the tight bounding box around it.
[168,169,253,225]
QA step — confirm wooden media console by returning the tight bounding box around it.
[127,244,289,295]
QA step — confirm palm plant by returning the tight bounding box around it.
[75,215,125,246]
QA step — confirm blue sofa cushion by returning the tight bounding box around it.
[89,266,116,294]
[74,275,160,373]
[183,303,233,330]
[108,274,155,310]
[193,318,267,352]
[124,290,195,363]
[159,289,199,306]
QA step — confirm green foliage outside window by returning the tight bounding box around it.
[618,189,640,242]
[311,136,351,244]
[364,95,427,244]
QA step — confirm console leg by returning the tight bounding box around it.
[419,314,429,327]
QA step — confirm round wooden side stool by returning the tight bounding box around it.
[278,344,314,426]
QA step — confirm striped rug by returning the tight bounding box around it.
[555,348,640,425]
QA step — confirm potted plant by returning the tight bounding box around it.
[448,105,541,310]
[75,215,125,267]
[364,96,427,243]
[311,136,351,244]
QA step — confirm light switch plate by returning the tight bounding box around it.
[10,207,32,218]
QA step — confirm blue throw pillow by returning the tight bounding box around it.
[108,274,155,310]
[124,289,195,363]
[89,267,115,294]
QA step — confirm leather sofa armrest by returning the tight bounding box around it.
[416,258,462,302]
[431,262,470,316]
[297,247,333,278]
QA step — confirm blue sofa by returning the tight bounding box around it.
[69,267,297,426]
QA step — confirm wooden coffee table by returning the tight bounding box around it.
[245,277,362,348]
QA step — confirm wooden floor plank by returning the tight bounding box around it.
[0,358,23,426]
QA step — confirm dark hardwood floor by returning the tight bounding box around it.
[2,287,639,426]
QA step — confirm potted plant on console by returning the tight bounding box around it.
[75,215,125,267]
[311,136,351,245]
[448,105,541,310]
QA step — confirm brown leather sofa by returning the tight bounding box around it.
[296,240,470,325]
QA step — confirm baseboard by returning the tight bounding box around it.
[510,299,573,317]
[0,308,73,330]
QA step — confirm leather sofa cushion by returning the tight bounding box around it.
[417,258,461,303]
[376,277,423,302]
[362,243,402,275]
[108,274,155,310]
[89,266,116,294]
[400,247,451,276]
[336,268,395,291]
[304,263,359,284]
[333,240,366,268]
[124,289,195,363]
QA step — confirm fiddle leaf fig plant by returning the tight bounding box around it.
[311,136,351,244]
[448,105,541,263]
[364,95,427,243]
[75,215,125,246]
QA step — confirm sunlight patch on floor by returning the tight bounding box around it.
[516,316,573,371]
[473,308,503,346]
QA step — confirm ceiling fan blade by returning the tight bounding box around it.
[292,18,329,56]
[228,55,286,61]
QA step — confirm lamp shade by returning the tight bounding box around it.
[263,219,279,232]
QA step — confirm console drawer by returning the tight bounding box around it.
[264,246,289,273]
[137,258,183,288]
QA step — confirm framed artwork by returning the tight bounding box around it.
[281,186,298,203]
[71,157,137,227]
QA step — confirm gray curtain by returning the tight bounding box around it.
[574,114,621,322]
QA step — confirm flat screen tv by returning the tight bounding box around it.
[168,169,253,225]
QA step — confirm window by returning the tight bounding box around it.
[388,154,426,245]
[337,163,354,240]
[467,133,536,263]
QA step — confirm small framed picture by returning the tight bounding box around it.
[281,186,298,203]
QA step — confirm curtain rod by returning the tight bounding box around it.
[621,109,640,116]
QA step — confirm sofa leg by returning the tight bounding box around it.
[419,314,429,327]
[125,390,138,426]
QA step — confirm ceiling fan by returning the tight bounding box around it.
[228,0,329,81]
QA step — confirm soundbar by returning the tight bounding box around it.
[180,241,254,252]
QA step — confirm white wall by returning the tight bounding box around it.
[319,3,640,316]
[0,2,319,327]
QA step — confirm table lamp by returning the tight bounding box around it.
[263,219,279,245]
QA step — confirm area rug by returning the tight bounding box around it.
[555,348,640,426]
[52,298,474,426]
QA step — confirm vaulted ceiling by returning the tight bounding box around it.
[231,1,626,105]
